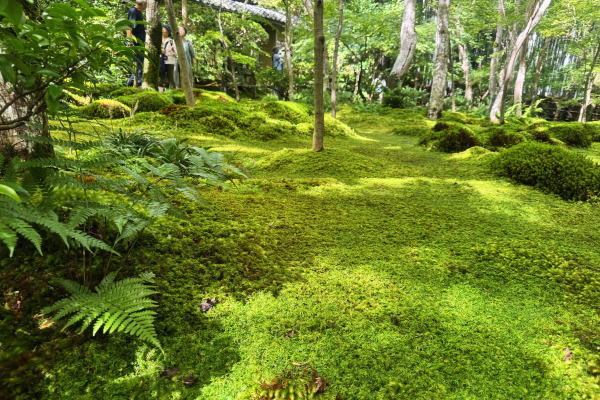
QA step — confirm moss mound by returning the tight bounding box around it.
[78,99,131,119]
[547,123,594,148]
[261,101,311,124]
[108,87,142,98]
[485,127,525,149]
[256,148,382,177]
[294,118,355,138]
[164,89,186,105]
[193,89,235,102]
[451,146,493,159]
[492,142,600,200]
[421,122,481,152]
[116,90,173,112]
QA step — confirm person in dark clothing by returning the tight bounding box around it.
[126,0,147,86]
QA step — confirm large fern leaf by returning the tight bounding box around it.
[43,272,161,348]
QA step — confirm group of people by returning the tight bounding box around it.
[125,0,196,91]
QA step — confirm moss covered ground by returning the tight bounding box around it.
[1,103,599,399]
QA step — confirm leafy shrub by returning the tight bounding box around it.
[261,101,311,124]
[485,127,525,149]
[78,99,131,119]
[43,272,161,348]
[548,123,593,148]
[382,87,428,108]
[421,122,481,152]
[492,142,600,200]
[116,90,173,112]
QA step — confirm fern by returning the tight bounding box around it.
[43,272,161,348]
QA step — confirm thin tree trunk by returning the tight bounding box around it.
[165,0,195,105]
[284,3,295,101]
[488,0,505,109]
[458,43,473,109]
[579,42,600,123]
[312,0,325,152]
[330,0,344,118]
[489,0,552,124]
[513,40,528,117]
[142,0,161,90]
[390,0,417,81]
[182,0,189,27]
[427,0,450,119]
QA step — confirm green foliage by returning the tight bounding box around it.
[382,87,428,108]
[492,142,600,200]
[116,91,173,113]
[43,272,160,348]
[78,99,131,119]
[421,122,481,152]
[548,123,594,148]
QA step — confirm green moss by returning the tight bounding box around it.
[485,127,525,149]
[547,123,594,148]
[193,88,235,102]
[493,142,600,200]
[164,89,186,105]
[109,86,142,98]
[256,148,383,177]
[421,122,481,153]
[78,99,131,119]
[116,90,173,112]
[261,101,312,124]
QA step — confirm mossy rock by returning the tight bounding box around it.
[78,99,131,119]
[256,148,383,177]
[116,90,173,112]
[261,101,311,124]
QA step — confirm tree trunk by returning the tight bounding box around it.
[579,42,600,123]
[390,0,417,81]
[513,40,528,117]
[458,42,473,109]
[488,0,505,109]
[182,0,189,27]
[284,3,295,101]
[164,0,195,105]
[330,0,344,118]
[489,0,551,124]
[312,0,325,152]
[142,0,161,90]
[427,0,450,120]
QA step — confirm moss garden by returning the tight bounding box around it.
[1,89,599,400]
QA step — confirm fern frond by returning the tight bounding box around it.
[43,272,160,348]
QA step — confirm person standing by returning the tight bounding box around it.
[174,27,196,89]
[159,25,177,91]
[126,0,147,87]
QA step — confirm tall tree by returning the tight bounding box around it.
[488,0,505,108]
[390,0,417,82]
[513,40,528,117]
[142,0,161,90]
[164,0,195,105]
[579,42,600,122]
[330,0,345,118]
[489,0,552,123]
[457,42,473,109]
[182,0,189,27]
[428,0,451,119]
[313,0,325,151]
[283,0,296,100]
